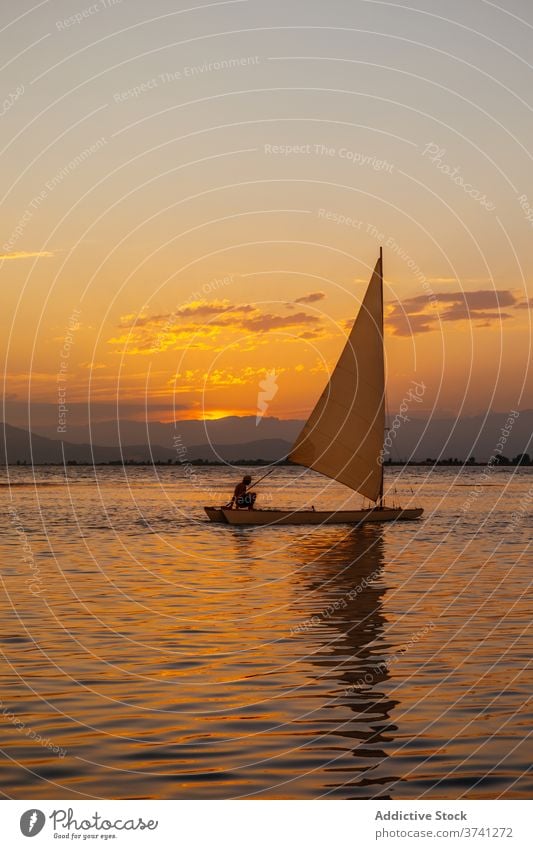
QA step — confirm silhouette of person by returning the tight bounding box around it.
[226,475,257,510]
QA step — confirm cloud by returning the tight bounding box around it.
[177,300,256,319]
[427,276,491,284]
[446,290,516,309]
[386,313,435,336]
[170,366,287,393]
[113,300,321,353]
[0,250,55,261]
[440,305,513,322]
[119,301,256,329]
[299,329,323,339]
[294,291,326,305]
[118,289,530,347]
[80,360,107,370]
[109,324,220,354]
[515,297,533,310]
[240,311,319,332]
[386,289,522,336]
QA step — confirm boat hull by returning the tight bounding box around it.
[204,507,228,523]
[204,506,423,526]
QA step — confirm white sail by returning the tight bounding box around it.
[288,253,385,502]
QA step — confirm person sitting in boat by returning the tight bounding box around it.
[227,475,257,510]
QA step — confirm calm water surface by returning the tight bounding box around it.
[0,465,531,799]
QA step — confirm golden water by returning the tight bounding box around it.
[1,465,531,798]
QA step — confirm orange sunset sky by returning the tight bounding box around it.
[2,0,532,428]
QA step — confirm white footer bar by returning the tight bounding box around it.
[4,800,531,848]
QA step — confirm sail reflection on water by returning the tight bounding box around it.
[289,527,403,797]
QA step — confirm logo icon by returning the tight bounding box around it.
[20,810,45,837]
[256,369,279,424]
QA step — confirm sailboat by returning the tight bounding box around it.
[205,249,423,526]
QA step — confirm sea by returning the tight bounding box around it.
[0,464,531,799]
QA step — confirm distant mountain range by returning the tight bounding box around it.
[1,410,532,465]
[30,415,303,448]
[0,423,292,465]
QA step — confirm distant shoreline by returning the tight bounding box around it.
[3,459,532,469]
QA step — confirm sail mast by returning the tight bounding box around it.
[378,245,384,508]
